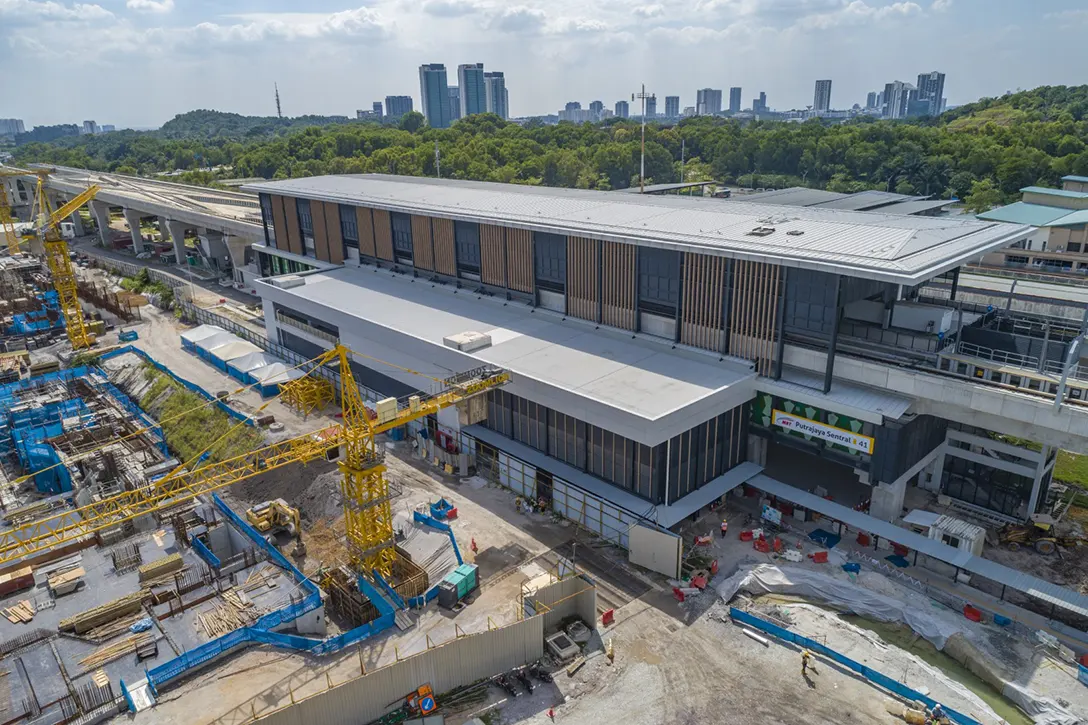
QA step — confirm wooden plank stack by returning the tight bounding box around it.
[2,600,34,624]
[78,633,155,671]
[137,553,183,583]
[59,592,146,634]
[196,587,265,638]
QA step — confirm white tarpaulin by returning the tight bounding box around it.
[716,563,962,649]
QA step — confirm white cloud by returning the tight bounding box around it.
[421,0,482,17]
[126,0,172,13]
[190,7,392,44]
[800,1,922,30]
[0,0,112,21]
[550,16,609,33]
[931,0,951,11]
[490,5,547,32]
[632,4,664,17]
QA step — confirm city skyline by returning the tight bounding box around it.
[1,0,1084,127]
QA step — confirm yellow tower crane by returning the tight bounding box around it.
[0,346,510,581]
[34,178,100,350]
[0,168,32,254]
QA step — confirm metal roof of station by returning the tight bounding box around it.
[246,175,1030,284]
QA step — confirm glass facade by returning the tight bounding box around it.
[484,390,746,504]
[638,247,680,317]
[339,204,358,248]
[259,193,276,248]
[296,198,315,255]
[391,212,413,264]
[942,458,1033,519]
[258,250,315,277]
[533,232,566,292]
[455,221,481,276]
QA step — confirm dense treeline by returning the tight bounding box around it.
[13,86,1088,211]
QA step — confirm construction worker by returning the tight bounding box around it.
[720,519,729,538]
[928,703,946,724]
[801,649,813,675]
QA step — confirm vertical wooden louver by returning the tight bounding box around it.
[681,253,728,351]
[480,224,506,287]
[505,228,534,293]
[356,207,376,258]
[601,241,636,330]
[270,195,289,253]
[310,200,330,262]
[324,204,344,264]
[432,218,456,276]
[411,215,434,271]
[566,237,599,322]
[728,260,782,376]
[279,196,303,256]
[372,209,394,261]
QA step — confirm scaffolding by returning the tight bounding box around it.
[280,376,334,418]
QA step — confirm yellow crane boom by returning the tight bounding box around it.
[0,350,510,571]
[37,180,99,350]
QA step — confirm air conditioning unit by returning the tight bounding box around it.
[443,331,492,353]
[270,275,304,289]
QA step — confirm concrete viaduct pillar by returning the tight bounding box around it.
[89,200,112,247]
[164,219,188,265]
[122,208,149,254]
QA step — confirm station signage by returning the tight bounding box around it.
[771,409,875,455]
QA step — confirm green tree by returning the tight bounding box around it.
[962,179,1004,213]
[399,111,426,134]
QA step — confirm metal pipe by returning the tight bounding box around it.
[1053,334,1085,411]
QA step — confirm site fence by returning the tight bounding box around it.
[730,607,981,725]
[244,577,595,725]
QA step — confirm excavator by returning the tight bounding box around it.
[245,498,302,546]
[999,514,1087,555]
[0,346,509,581]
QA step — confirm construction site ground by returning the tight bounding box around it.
[4,261,1080,725]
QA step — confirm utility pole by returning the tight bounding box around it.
[632,85,654,193]
[434,141,441,178]
[275,83,282,119]
[680,137,686,186]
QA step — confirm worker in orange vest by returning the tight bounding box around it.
[720,519,729,538]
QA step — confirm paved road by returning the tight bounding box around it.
[960,272,1088,305]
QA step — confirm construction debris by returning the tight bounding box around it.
[59,591,145,634]
[197,590,265,639]
[138,552,183,583]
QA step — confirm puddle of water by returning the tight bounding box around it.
[839,615,1031,725]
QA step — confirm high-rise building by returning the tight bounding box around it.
[916,71,946,116]
[728,87,742,113]
[882,81,917,119]
[866,91,879,109]
[645,96,657,118]
[385,95,414,122]
[419,63,452,128]
[81,120,98,135]
[458,63,487,117]
[484,72,508,119]
[813,80,832,114]
[614,100,629,119]
[0,119,26,137]
[589,100,604,121]
[100,124,115,133]
[695,88,722,116]
[373,101,383,118]
[752,92,767,114]
[682,106,696,118]
[448,86,462,121]
[664,96,680,118]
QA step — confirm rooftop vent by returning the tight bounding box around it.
[270,275,305,289]
[786,230,804,236]
[747,226,776,237]
[443,331,492,353]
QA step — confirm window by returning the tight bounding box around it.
[391,212,413,264]
[1005,255,1029,265]
[339,205,358,248]
[259,193,276,248]
[296,199,315,255]
[455,221,481,275]
[941,533,961,549]
[638,247,680,316]
[1067,242,1082,254]
[533,232,566,292]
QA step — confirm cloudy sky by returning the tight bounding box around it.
[2,0,1086,128]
